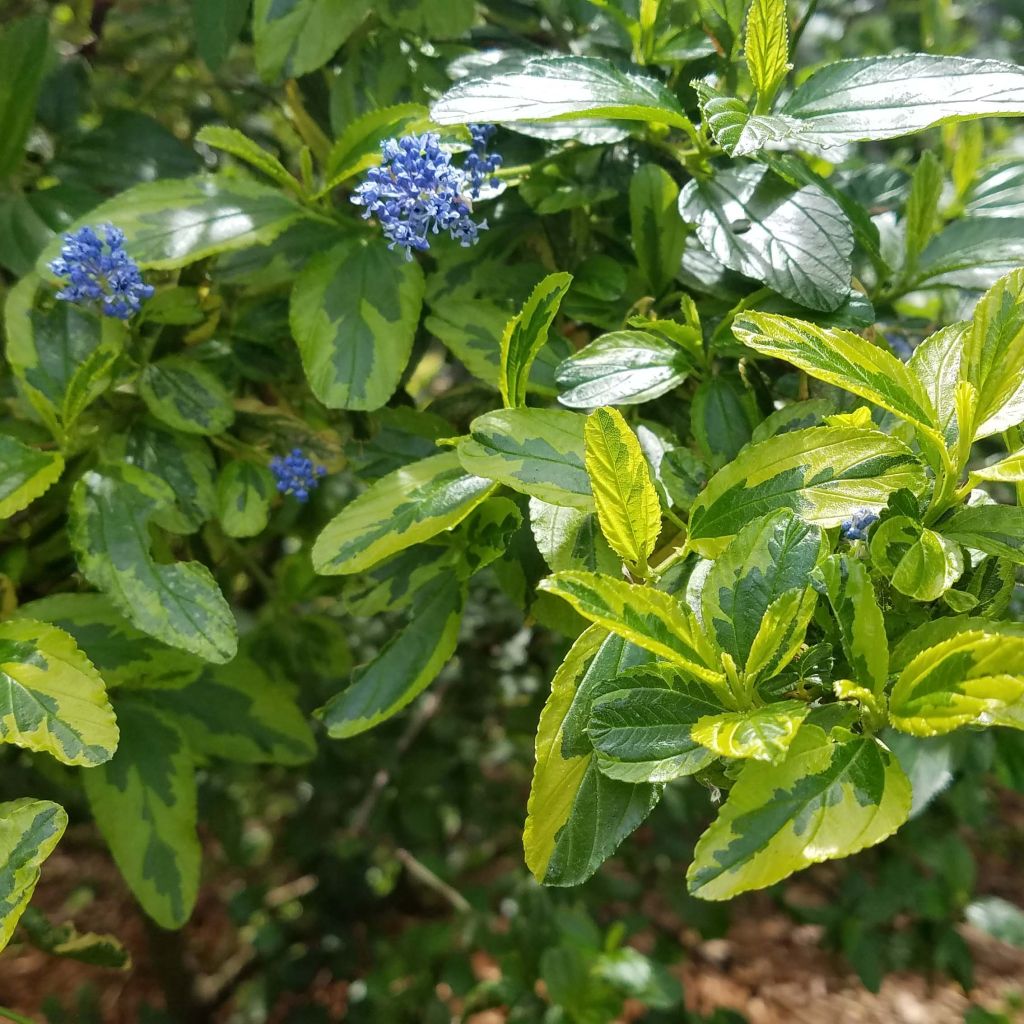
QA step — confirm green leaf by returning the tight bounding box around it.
[584,407,662,569]
[965,897,1024,949]
[555,330,693,409]
[5,279,125,435]
[962,269,1024,439]
[629,165,688,294]
[37,177,307,272]
[745,0,790,108]
[501,272,574,408]
[890,529,965,602]
[17,906,131,970]
[139,356,235,436]
[252,0,371,79]
[0,435,63,520]
[904,151,944,270]
[679,165,853,313]
[687,726,911,899]
[781,55,1024,147]
[0,17,49,179]
[971,448,1024,484]
[312,451,494,575]
[529,500,620,575]
[0,196,53,276]
[909,323,967,447]
[378,0,475,36]
[940,504,1024,564]
[889,627,1024,736]
[691,372,758,470]
[695,83,803,158]
[190,0,251,70]
[322,103,428,190]
[457,408,593,510]
[0,799,67,952]
[734,312,942,447]
[0,619,118,767]
[692,700,810,762]
[83,700,199,929]
[526,629,661,886]
[117,422,218,536]
[195,125,295,190]
[316,575,463,738]
[913,218,1024,291]
[588,670,721,783]
[133,654,315,765]
[69,465,238,663]
[700,510,823,676]
[216,460,274,538]
[539,571,722,684]
[290,238,425,411]
[814,554,888,695]
[687,426,927,558]
[14,593,201,691]
[431,55,696,132]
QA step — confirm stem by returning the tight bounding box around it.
[790,0,821,58]
[143,918,208,1024]
[0,1009,40,1024]
[395,848,471,913]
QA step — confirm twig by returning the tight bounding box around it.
[394,848,471,914]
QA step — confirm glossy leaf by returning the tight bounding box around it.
[83,701,199,929]
[890,529,965,602]
[584,407,662,569]
[322,103,428,190]
[529,500,619,575]
[139,356,235,436]
[913,217,1024,291]
[940,504,1024,564]
[0,435,64,520]
[688,726,911,899]
[781,55,1024,147]
[687,426,927,558]
[630,165,688,294]
[0,799,67,952]
[37,177,307,272]
[216,460,274,538]
[814,554,888,695]
[69,466,238,663]
[909,323,967,446]
[500,272,573,408]
[0,619,118,767]
[695,83,802,158]
[253,0,371,79]
[316,575,464,738]
[889,628,1024,736]
[701,511,822,674]
[195,125,295,190]
[962,269,1024,438]
[556,330,693,409]
[692,700,810,763]
[431,55,695,131]
[539,571,722,683]
[691,372,758,469]
[904,151,944,269]
[525,630,660,886]
[679,164,853,313]
[588,673,721,783]
[290,238,425,411]
[457,408,593,509]
[313,452,494,575]
[734,312,942,445]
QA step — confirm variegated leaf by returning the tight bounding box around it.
[0,435,63,520]
[691,700,810,763]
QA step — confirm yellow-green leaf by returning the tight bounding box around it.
[692,700,809,762]
[0,435,63,519]
[745,0,789,108]
[584,406,662,569]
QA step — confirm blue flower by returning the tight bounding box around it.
[48,224,154,320]
[840,510,879,542]
[464,123,503,198]
[351,129,501,259]
[270,448,327,502]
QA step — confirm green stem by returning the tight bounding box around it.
[790,0,821,58]
[0,1008,41,1024]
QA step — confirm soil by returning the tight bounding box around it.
[2,824,1023,1024]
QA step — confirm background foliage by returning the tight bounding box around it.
[4,1,1024,1022]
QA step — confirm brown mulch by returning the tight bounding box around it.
[2,825,1024,1024]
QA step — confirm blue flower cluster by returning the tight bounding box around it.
[840,509,879,541]
[351,126,501,259]
[48,224,153,320]
[270,449,327,502]
[464,123,503,198]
